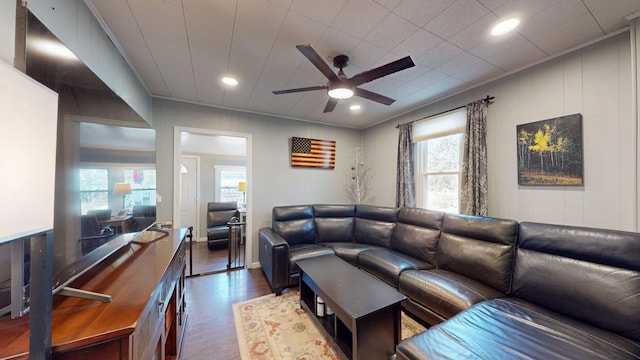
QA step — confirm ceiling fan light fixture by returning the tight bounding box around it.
[328,87,354,99]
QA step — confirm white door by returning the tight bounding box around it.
[180,156,199,239]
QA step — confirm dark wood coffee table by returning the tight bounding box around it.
[297,255,406,360]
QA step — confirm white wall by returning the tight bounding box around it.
[0,0,15,286]
[0,0,15,65]
[633,18,640,232]
[364,32,637,232]
[152,98,362,263]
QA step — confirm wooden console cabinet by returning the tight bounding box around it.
[0,228,188,359]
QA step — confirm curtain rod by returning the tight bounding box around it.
[396,95,495,128]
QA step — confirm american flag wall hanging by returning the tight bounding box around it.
[291,137,336,169]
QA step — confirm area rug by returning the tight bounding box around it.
[232,290,426,360]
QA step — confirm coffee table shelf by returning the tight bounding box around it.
[300,277,353,358]
[297,255,406,360]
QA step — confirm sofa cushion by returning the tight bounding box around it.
[514,222,640,342]
[396,298,640,360]
[391,207,443,265]
[354,205,398,247]
[321,242,382,265]
[437,213,518,294]
[399,269,505,322]
[313,204,355,243]
[358,249,432,287]
[288,244,334,274]
[272,205,316,246]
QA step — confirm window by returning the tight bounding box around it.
[414,108,466,213]
[79,167,157,214]
[214,166,246,205]
[123,169,157,207]
[79,168,109,214]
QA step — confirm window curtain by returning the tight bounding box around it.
[460,100,488,216]
[396,123,415,208]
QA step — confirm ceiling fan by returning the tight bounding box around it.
[272,44,415,113]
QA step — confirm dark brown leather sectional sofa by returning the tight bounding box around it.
[258,204,640,359]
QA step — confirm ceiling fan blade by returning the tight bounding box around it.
[272,85,327,95]
[354,88,395,105]
[349,56,415,86]
[296,44,340,82]
[323,98,338,113]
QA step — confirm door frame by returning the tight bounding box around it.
[180,155,201,240]
[172,126,253,268]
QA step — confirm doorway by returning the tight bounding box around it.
[180,156,200,240]
[173,127,251,276]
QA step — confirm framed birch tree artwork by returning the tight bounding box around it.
[517,114,583,186]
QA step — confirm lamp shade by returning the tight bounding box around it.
[237,181,246,192]
[113,182,132,195]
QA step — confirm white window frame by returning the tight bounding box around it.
[79,164,157,214]
[79,167,110,214]
[122,167,157,207]
[213,165,246,204]
[413,108,467,212]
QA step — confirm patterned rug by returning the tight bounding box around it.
[232,289,426,360]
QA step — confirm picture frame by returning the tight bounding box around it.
[290,137,336,169]
[516,114,583,186]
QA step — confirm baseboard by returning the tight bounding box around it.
[248,261,261,269]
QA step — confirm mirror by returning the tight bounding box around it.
[0,11,156,316]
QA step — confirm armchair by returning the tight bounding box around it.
[87,209,112,222]
[207,202,239,250]
[129,205,156,232]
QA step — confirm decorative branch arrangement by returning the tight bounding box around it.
[344,147,373,204]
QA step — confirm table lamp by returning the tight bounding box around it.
[113,182,132,209]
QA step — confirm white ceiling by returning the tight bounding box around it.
[86,0,639,129]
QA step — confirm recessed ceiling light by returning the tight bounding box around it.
[491,18,520,36]
[349,105,361,111]
[222,77,238,86]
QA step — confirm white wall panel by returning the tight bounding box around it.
[582,37,623,229]
[0,0,15,65]
[364,31,637,232]
[362,120,398,206]
[563,55,584,114]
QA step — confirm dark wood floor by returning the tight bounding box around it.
[181,242,271,359]
[186,239,246,276]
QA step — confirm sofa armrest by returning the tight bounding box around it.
[259,227,289,295]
